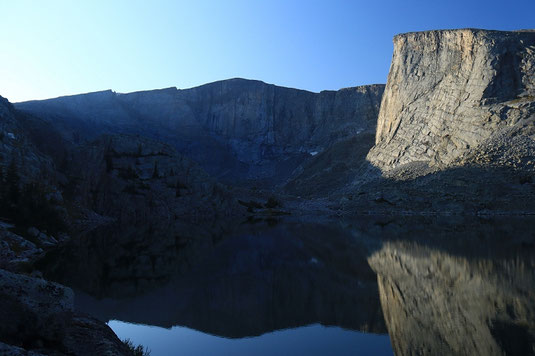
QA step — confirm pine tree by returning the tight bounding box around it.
[0,164,5,216]
[175,178,181,197]
[6,158,20,205]
[152,161,159,179]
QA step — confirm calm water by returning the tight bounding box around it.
[40,216,535,355]
[108,321,392,356]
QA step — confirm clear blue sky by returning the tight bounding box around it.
[1,0,533,102]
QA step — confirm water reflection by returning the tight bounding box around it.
[39,216,535,355]
[108,322,393,356]
[362,216,535,356]
[41,221,386,337]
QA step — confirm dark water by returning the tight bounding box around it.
[39,216,535,355]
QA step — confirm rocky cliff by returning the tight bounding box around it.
[367,29,535,172]
[335,29,535,215]
[0,96,56,183]
[16,79,384,187]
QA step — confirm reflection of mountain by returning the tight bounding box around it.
[40,222,386,338]
[365,217,535,356]
[39,217,535,351]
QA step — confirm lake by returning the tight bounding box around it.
[40,216,535,355]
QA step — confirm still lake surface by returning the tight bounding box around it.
[40,216,535,355]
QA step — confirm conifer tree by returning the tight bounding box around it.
[152,161,159,179]
[6,158,20,205]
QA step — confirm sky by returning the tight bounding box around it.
[1,0,534,103]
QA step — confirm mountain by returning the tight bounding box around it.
[342,29,535,214]
[2,27,535,355]
[368,29,535,171]
[16,79,385,187]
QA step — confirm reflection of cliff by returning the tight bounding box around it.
[40,222,386,338]
[368,238,535,356]
[40,216,535,349]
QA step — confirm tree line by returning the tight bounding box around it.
[0,159,65,235]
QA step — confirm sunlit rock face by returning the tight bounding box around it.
[336,29,535,215]
[367,29,535,172]
[368,237,535,356]
[16,79,384,187]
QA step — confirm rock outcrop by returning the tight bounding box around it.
[2,93,235,354]
[367,29,535,172]
[16,80,384,187]
[0,269,131,355]
[62,134,240,225]
[335,29,535,215]
[0,96,56,183]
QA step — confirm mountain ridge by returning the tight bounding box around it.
[16,78,385,187]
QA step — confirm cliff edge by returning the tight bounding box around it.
[367,29,535,173]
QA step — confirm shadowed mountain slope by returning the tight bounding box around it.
[16,79,384,188]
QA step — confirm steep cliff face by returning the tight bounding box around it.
[367,29,535,172]
[16,79,384,187]
[0,96,54,181]
[180,80,383,151]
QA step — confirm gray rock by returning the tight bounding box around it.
[0,342,46,356]
[367,29,535,172]
[343,29,535,215]
[0,267,73,316]
[27,227,58,247]
[16,79,384,187]
[0,269,132,355]
[0,229,43,271]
